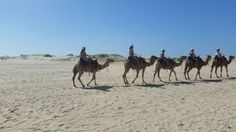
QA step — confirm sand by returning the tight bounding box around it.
[0,57,236,132]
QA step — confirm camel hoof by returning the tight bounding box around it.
[210,76,212,78]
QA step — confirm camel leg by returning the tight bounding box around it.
[87,72,96,86]
[78,72,85,88]
[194,69,199,80]
[172,69,178,81]
[187,68,192,80]
[225,65,229,77]
[94,73,97,85]
[169,70,172,81]
[198,68,202,79]
[132,70,140,84]
[215,66,219,78]
[184,65,188,80]
[157,67,163,82]
[72,64,79,88]
[142,68,146,84]
[123,67,130,85]
[210,64,214,78]
[220,66,223,77]
[153,65,158,82]
[72,72,78,88]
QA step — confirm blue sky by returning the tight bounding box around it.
[0,0,235,57]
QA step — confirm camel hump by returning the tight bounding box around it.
[137,57,146,64]
[168,58,175,64]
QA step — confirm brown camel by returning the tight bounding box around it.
[122,56,158,85]
[153,56,187,82]
[184,55,211,80]
[210,56,235,78]
[72,58,114,88]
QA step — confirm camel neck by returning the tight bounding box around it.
[147,58,156,66]
[203,58,210,65]
[99,61,110,70]
[227,58,234,64]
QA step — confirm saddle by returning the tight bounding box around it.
[128,56,140,66]
[188,56,202,64]
[159,58,172,66]
[79,57,98,71]
[214,55,225,62]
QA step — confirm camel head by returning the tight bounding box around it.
[203,55,212,65]
[182,56,187,59]
[150,55,158,62]
[177,56,187,63]
[106,58,115,63]
[229,56,235,60]
[179,56,187,61]
[146,55,158,66]
[206,55,212,61]
[227,56,235,64]
[98,58,115,70]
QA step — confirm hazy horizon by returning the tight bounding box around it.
[0,0,236,57]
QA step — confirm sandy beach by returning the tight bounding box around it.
[0,56,236,132]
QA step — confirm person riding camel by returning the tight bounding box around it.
[80,47,89,61]
[215,48,222,59]
[128,45,138,66]
[80,47,90,66]
[188,48,199,63]
[159,49,168,65]
[129,45,135,57]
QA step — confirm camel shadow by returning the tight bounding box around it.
[164,81,195,86]
[83,85,113,92]
[134,83,165,89]
[200,79,222,83]
[226,77,236,80]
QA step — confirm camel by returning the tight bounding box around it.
[184,55,211,80]
[72,58,114,88]
[210,56,235,78]
[153,56,187,82]
[122,56,158,85]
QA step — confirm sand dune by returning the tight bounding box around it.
[0,56,236,132]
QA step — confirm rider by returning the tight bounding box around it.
[159,49,168,65]
[80,47,89,61]
[215,48,222,59]
[129,45,135,57]
[188,48,197,62]
[128,45,138,66]
[80,47,91,66]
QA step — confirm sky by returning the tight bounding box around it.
[0,0,235,57]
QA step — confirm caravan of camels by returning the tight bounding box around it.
[72,46,235,88]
